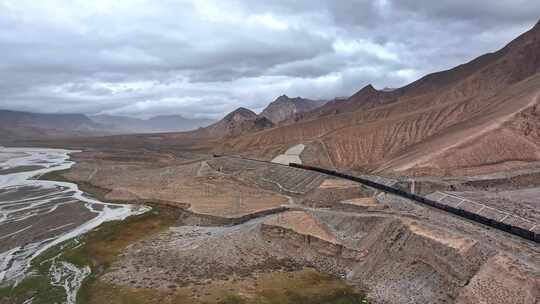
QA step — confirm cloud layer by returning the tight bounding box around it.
[0,0,538,119]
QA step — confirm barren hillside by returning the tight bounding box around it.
[216,20,540,176]
[189,107,274,139]
[261,95,326,124]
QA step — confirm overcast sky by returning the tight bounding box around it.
[0,0,538,119]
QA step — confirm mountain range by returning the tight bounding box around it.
[188,95,327,139]
[90,114,214,133]
[0,110,215,140]
[0,95,325,141]
[212,20,540,176]
[3,20,540,178]
[0,110,103,140]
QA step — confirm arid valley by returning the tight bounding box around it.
[1,3,540,304]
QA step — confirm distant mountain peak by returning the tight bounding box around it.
[276,94,290,101]
[261,95,326,124]
[347,84,380,101]
[359,84,377,93]
[231,107,254,114]
[197,107,272,138]
[225,107,257,121]
[273,95,313,104]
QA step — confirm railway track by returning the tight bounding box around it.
[290,163,540,244]
[213,154,540,244]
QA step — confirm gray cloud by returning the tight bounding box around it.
[0,0,538,119]
[393,0,540,25]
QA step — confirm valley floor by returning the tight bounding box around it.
[2,147,539,304]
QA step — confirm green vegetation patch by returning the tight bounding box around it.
[75,268,368,304]
[222,269,368,304]
[0,205,178,304]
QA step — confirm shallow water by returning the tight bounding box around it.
[0,147,147,285]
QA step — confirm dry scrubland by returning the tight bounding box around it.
[30,148,538,304]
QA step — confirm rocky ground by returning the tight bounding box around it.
[62,150,289,218]
[41,147,538,304]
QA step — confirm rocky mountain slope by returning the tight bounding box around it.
[218,20,540,176]
[260,95,326,124]
[293,84,400,121]
[194,107,274,139]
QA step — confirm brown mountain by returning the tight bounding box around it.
[294,84,401,121]
[194,107,274,139]
[0,110,106,142]
[217,20,540,176]
[260,95,326,124]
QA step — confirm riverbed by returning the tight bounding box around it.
[0,147,146,302]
